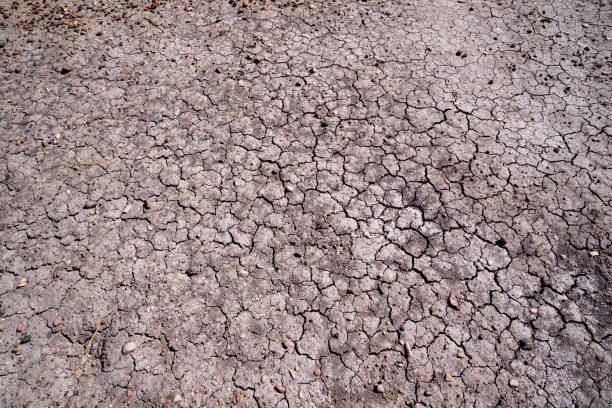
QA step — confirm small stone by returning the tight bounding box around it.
[346,314,354,321]
[509,378,519,388]
[448,292,460,310]
[238,269,249,277]
[261,375,269,384]
[445,372,453,382]
[298,389,304,399]
[457,349,466,358]
[314,368,321,376]
[518,338,534,350]
[589,250,599,256]
[20,334,31,344]
[16,323,23,333]
[374,383,384,393]
[321,120,329,127]
[309,66,317,74]
[274,384,286,394]
[583,23,590,28]
[285,184,295,192]
[83,201,97,209]
[173,393,182,402]
[17,278,27,288]
[122,340,138,355]
[147,225,153,231]
[54,316,63,327]
[144,199,152,210]
[529,307,538,314]
[424,390,433,396]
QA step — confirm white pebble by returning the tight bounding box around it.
[122,340,138,355]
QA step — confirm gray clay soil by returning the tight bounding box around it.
[0,0,610,407]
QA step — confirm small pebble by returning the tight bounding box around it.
[122,340,138,355]
[285,184,295,192]
[314,368,321,376]
[445,372,453,382]
[448,292,460,310]
[519,338,534,350]
[374,383,384,393]
[238,269,249,277]
[274,384,286,394]
[144,199,152,210]
[17,278,27,288]
[54,316,63,327]
[83,201,97,209]
[457,349,466,358]
[16,323,23,333]
[509,378,519,388]
[20,335,31,344]
[298,389,304,399]
[529,307,538,314]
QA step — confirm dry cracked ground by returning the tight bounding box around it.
[0,0,611,407]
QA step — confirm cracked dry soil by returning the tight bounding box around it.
[0,0,611,407]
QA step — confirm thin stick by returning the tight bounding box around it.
[83,311,112,355]
[62,157,117,167]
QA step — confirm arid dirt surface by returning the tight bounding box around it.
[0,0,610,407]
